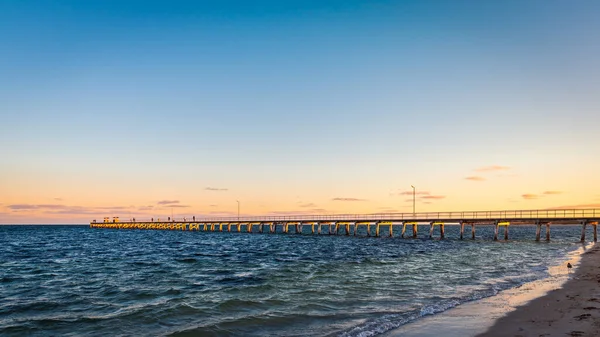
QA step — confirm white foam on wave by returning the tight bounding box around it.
[338,285,526,337]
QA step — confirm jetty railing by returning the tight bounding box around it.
[91,208,600,242]
[190,208,599,223]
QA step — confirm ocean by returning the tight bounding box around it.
[0,225,586,336]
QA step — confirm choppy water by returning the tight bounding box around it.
[0,225,588,336]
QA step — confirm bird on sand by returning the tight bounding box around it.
[567,262,573,274]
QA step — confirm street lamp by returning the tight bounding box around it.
[411,185,416,217]
[236,200,240,221]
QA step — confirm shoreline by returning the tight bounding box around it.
[384,243,592,337]
[479,242,600,337]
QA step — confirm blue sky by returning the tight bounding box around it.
[1,1,599,223]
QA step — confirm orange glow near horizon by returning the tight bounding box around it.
[2,164,599,224]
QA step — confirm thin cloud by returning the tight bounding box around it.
[475,165,510,172]
[465,176,485,181]
[331,198,366,202]
[54,198,63,201]
[48,208,123,215]
[205,187,228,191]
[8,204,66,210]
[265,209,328,216]
[310,208,328,213]
[209,204,218,207]
[169,205,190,208]
[546,203,600,210]
[157,200,179,205]
[521,191,562,200]
[6,204,139,216]
[421,195,445,200]
[299,203,316,208]
[543,191,563,195]
[398,191,430,196]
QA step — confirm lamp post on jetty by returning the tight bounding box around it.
[411,185,416,218]
[236,200,240,221]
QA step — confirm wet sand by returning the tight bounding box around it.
[385,244,592,337]
[479,243,600,337]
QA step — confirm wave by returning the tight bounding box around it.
[337,251,576,337]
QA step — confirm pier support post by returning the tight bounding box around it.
[259,223,264,233]
[429,222,434,239]
[353,224,358,236]
[412,223,418,238]
[375,222,380,237]
[546,224,551,242]
[581,221,587,242]
[460,222,464,240]
[329,223,333,235]
[471,224,476,240]
[594,223,598,242]
[346,223,350,236]
[389,223,393,238]
[536,222,542,242]
[367,223,371,237]
[318,223,322,235]
[504,225,508,241]
[440,224,445,239]
[334,223,339,235]
[296,223,302,234]
[402,223,407,238]
[493,221,499,241]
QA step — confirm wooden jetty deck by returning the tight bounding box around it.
[90,209,600,242]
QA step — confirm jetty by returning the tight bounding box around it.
[90,208,600,242]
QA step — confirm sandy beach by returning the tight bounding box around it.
[385,244,590,337]
[479,243,600,337]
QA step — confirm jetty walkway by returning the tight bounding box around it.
[90,209,600,242]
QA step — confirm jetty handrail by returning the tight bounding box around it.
[100,208,599,223]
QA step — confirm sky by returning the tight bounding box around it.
[1,0,599,224]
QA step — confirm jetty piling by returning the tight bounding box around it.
[90,208,600,242]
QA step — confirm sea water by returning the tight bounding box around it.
[0,225,586,336]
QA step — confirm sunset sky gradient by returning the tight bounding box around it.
[1,1,599,223]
